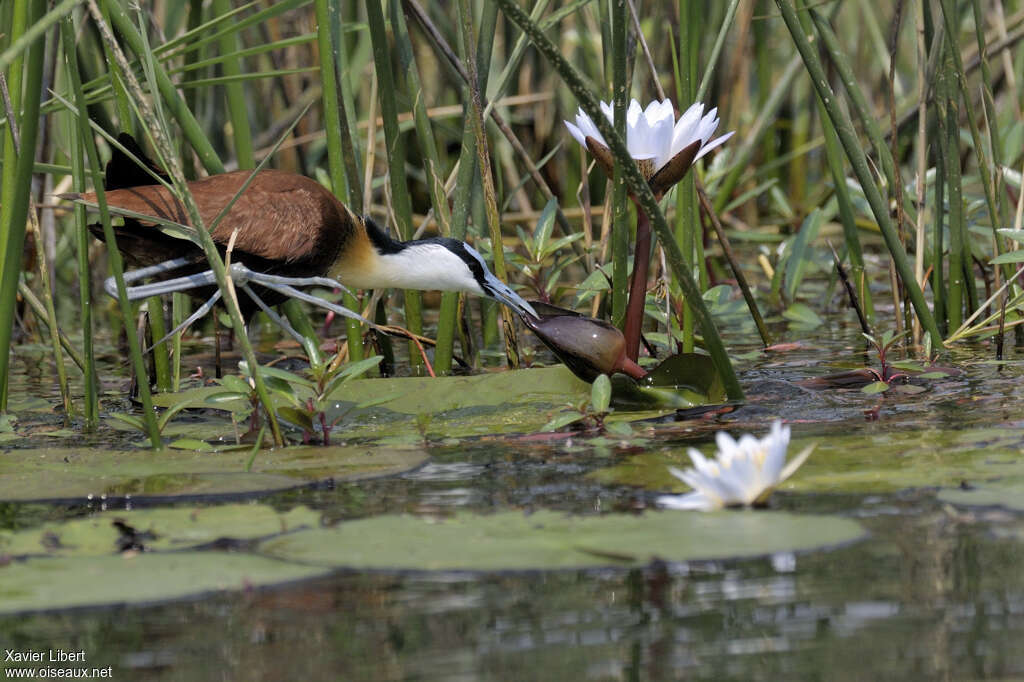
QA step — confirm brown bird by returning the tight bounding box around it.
[68,134,537,327]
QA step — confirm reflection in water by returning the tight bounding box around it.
[3,515,1024,680]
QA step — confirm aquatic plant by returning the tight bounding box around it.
[564,98,732,199]
[657,421,813,511]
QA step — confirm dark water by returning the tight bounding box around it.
[3,319,1024,681]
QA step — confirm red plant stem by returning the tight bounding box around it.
[617,357,648,380]
[623,205,651,362]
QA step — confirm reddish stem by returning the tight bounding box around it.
[617,356,648,380]
[623,206,651,363]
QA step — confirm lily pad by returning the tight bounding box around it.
[589,427,1024,494]
[0,552,327,614]
[938,482,1024,511]
[154,367,684,440]
[0,504,322,558]
[0,445,427,502]
[256,509,864,571]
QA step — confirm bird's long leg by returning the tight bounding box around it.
[239,283,306,346]
[118,260,384,353]
[238,270,356,295]
[107,265,218,302]
[146,289,222,353]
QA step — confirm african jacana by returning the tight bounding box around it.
[67,134,536,339]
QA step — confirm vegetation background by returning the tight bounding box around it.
[0,0,1021,446]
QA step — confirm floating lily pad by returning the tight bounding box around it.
[938,482,1024,511]
[0,504,322,558]
[153,367,685,440]
[0,445,427,502]
[0,552,327,614]
[589,427,1024,494]
[256,509,864,571]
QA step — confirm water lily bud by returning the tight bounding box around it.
[520,302,647,382]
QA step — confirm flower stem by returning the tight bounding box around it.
[624,206,651,362]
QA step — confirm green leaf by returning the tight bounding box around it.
[219,375,252,394]
[861,381,890,394]
[106,413,145,431]
[590,374,612,413]
[989,250,1024,265]
[782,303,823,328]
[533,197,559,256]
[542,411,585,432]
[157,402,191,431]
[783,208,824,300]
[0,446,428,502]
[239,362,314,388]
[0,553,327,614]
[604,420,633,437]
[167,438,218,451]
[203,391,249,405]
[278,406,315,432]
[256,509,865,571]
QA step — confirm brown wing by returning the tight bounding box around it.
[80,169,356,271]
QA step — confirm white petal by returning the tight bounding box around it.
[626,99,643,127]
[693,130,734,161]
[762,421,790,480]
[657,491,722,511]
[627,108,660,160]
[715,429,739,455]
[779,444,815,484]
[564,120,587,148]
[695,107,721,143]
[599,100,615,124]
[576,109,607,147]
[669,103,705,157]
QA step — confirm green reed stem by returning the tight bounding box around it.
[391,0,453,373]
[0,0,81,76]
[611,0,629,328]
[212,0,253,169]
[675,0,701,352]
[17,281,87,373]
[695,0,740,103]
[495,0,743,399]
[713,54,801,214]
[102,0,224,174]
[798,5,871,321]
[458,0,520,368]
[936,45,965,330]
[366,0,424,366]
[316,0,363,363]
[0,0,44,409]
[328,3,363,212]
[98,3,169,392]
[65,73,98,428]
[809,9,899,203]
[62,12,163,447]
[938,0,1008,275]
[775,0,943,345]
[435,3,497,373]
[96,0,283,445]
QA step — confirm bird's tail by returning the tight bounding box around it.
[103,132,170,190]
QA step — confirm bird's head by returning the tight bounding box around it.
[356,217,537,319]
[433,239,539,320]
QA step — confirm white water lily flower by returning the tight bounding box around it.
[657,421,814,511]
[564,98,734,195]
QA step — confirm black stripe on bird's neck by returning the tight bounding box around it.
[363,216,490,290]
[363,215,406,255]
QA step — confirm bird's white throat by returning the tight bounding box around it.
[341,242,486,294]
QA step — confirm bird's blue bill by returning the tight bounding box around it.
[482,271,538,320]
